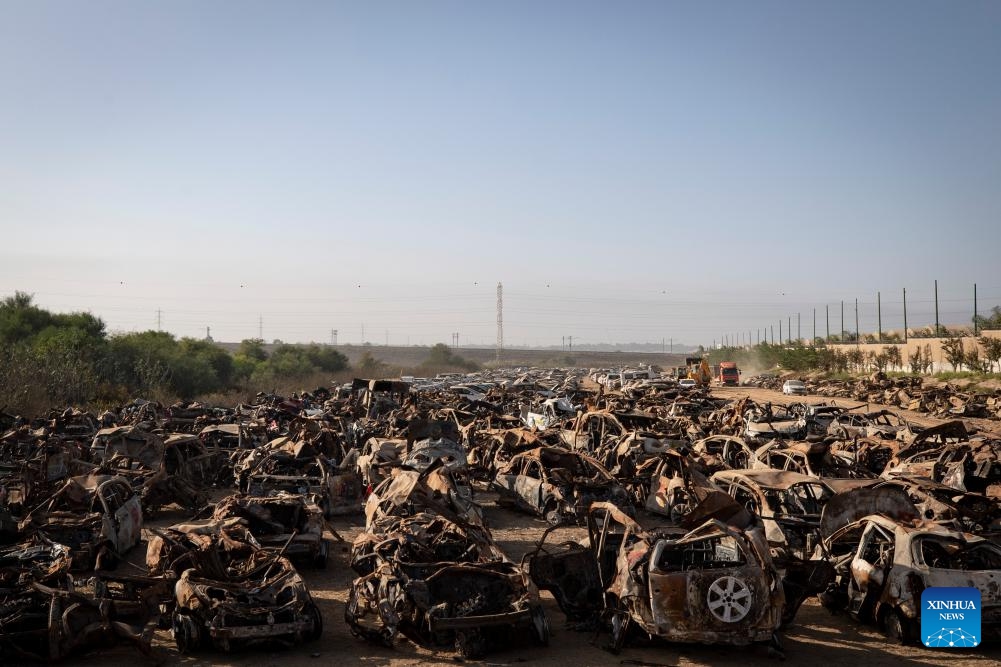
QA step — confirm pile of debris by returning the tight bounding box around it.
[1,366,999,659]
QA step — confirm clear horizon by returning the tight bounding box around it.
[3,2,999,348]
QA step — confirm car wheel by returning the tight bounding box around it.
[173,611,201,654]
[314,541,328,569]
[884,609,913,645]
[609,608,631,653]
[531,605,550,646]
[455,629,487,659]
[306,601,323,641]
[544,502,563,527]
[707,576,752,623]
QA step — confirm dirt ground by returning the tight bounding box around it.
[58,385,1001,667]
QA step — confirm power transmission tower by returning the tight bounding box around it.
[156,309,162,331]
[258,315,263,340]
[496,282,503,362]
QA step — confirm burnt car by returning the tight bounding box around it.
[710,469,840,561]
[238,439,362,517]
[211,493,330,568]
[754,440,877,480]
[0,572,172,661]
[91,427,219,514]
[172,549,322,652]
[147,519,323,652]
[827,410,911,441]
[742,404,807,444]
[691,435,758,472]
[365,463,484,530]
[350,511,506,577]
[19,474,142,571]
[819,514,1001,644]
[348,450,551,660]
[529,503,808,651]
[492,447,632,525]
[346,556,548,658]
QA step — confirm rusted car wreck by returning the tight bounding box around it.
[147,519,323,652]
[529,502,828,654]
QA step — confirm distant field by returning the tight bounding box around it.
[215,341,687,371]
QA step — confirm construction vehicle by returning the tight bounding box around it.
[685,356,712,387]
[717,361,740,386]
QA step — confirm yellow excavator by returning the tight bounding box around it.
[685,356,712,387]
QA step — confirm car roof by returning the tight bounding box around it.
[712,469,831,490]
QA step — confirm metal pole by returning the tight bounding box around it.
[788,316,791,344]
[813,308,816,344]
[826,304,830,341]
[902,288,907,342]
[797,312,801,343]
[877,292,882,343]
[855,298,859,343]
[974,283,979,334]
[841,301,844,341]
[934,279,940,336]
[771,325,774,344]
[779,320,782,345]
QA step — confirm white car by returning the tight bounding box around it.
[678,378,698,391]
[781,380,807,396]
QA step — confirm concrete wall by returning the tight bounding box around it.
[826,330,1001,372]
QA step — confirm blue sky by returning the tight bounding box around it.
[1,1,999,347]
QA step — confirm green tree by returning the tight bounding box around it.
[964,345,989,373]
[846,348,865,372]
[941,334,966,371]
[423,343,479,371]
[884,346,902,371]
[357,351,384,374]
[974,305,1001,331]
[303,344,349,372]
[980,336,1001,373]
[265,345,316,377]
[237,338,269,361]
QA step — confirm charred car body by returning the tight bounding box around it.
[529,503,826,651]
[493,446,632,525]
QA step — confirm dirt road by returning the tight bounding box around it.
[711,384,1001,436]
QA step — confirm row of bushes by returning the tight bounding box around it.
[705,336,1001,376]
[0,293,479,414]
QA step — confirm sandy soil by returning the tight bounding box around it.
[55,385,1001,667]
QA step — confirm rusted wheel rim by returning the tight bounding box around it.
[707,576,752,623]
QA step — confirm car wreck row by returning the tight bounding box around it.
[2,367,1000,662]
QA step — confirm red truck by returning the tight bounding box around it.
[717,361,740,386]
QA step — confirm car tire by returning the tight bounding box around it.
[173,611,201,654]
[455,629,487,659]
[883,609,913,645]
[306,601,323,641]
[609,607,631,653]
[314,541,328,569]
[531,604,550,646]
